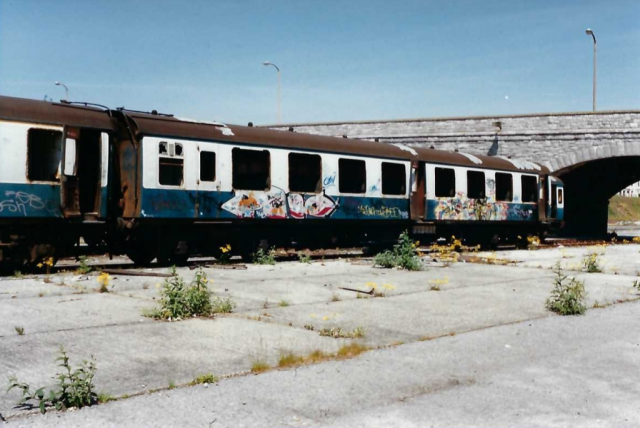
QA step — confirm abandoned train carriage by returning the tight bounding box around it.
[0,95,564,269]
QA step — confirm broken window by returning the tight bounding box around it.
[435,167,456,197]
[339,158,366,194]
[27,128,63,182]
[232,148,270,190]
[558,188,563,204]
[467,170,485,199]
[495,172,513,201]
[158,142,184,186]
[200,151,216,182]
[521,175,538,203]
[289,153,321,193]
[381,162,406,195]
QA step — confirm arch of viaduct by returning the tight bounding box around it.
[268,110,640,237]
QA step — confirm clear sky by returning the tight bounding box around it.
[0,0,638,125]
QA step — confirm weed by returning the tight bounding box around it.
[331,293,341,302]
[582,252,602,273]
[279,300,290,307]
[250,360,270,373]
[218,244,232,264]
[428,276,449,291]
[211,296,236,314]
[298,252,312,264]
[189,373,218,386]
[373,231,422,271]
[262,299,270,309]
[14,326,24,335]
[97,392,115,403]
[38,292,44,298]
[336,343,368,358]
[13,271,23,278]
[8,346,97,414]
[356,293,368,299]
[373,290,386,298]
[252,247,276,265]
[142,283,150,290]
[592,300,604,309]
[168,381,176,390]
[430,285,441,291]
[303,324,315,331]
[278,352,304,368]
[526,235,541,250]
[77,256,92,275]
[43,277,53,284]
[546,262,587,315]
[97,272,111,293]
[633,280,640,293]
[144,267,217,320]
[319,327,365,339]
[306,350,331,363]
[430,236,462,263]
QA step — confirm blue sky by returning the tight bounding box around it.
[0,0,638,125]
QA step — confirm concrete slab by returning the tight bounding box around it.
[9,300,640,428]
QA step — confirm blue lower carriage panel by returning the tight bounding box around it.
[426,197,537,222]
[0,183,62,218]
[140,187,410,221]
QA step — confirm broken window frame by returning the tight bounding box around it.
[232,147,271,191]
[495,172,513,202]
[381,162,406,196]
[338,158,367,194]
[435,167,456,198]
[521,175,538,203]
[27,128,63,183]
[288,152,322,194]
[158,141,184,187]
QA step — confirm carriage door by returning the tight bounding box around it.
[60,127,80,217]
[410,161,426,220]
[61,127,104,219]
[196,143,220,218]
[547,176,561,220]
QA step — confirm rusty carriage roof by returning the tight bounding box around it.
[0,95,118,131]
[126,111,548,174]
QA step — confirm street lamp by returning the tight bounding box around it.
[585,29,596,111]
[54,81,69,101]
[263,61,281,124]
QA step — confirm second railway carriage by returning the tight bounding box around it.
[0,95,564,269]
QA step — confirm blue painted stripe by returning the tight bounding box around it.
[0,183,62,218]
[140,188,410,220]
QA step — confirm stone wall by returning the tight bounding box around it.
[267,111,640,172]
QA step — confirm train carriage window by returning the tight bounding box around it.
[495,172,513,201]
[521,175,538,203]
[232,148,270,190]
[435,167,456,197]
[558,188,563,204]
[381,162,406,195]
[158,142,184,186]
[467,170,485,199]
[289,153,321,193]
[200,151,216,182]
[27,129,63,182]
[338,158,366,194]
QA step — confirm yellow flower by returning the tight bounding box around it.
[382,283,396,290]
[97,272,110,286]
[37,263,43,268]
[365,282,377,289]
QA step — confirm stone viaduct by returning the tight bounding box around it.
[267,110,640,237]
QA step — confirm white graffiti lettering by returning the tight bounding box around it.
[0,191,58,217]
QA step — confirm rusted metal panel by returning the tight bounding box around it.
[0,96,118,131]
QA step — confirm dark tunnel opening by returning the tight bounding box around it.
[555,156,640,238]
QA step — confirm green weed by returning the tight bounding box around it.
[189,373,218,386]
[77,256,92,275]
[546,262,587,315]
[318,327,365,339]
[279,300,290,307]
[298,252,312,264]
[582,252,602,273]
[211,296,236,314]
[8,346,97,414]
[373,231,422,271]
[14,326,25,336]
[252,247,276,265]
[250,360,270,373]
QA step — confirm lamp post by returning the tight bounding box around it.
[585,29,596,111]
[54,81,69,101]
[263,61,281,124]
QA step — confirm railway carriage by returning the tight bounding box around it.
[0,95,564,270]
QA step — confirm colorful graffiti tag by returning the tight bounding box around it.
[432,192,535,221]
[357,205,409,219]
[221,188,339,219]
